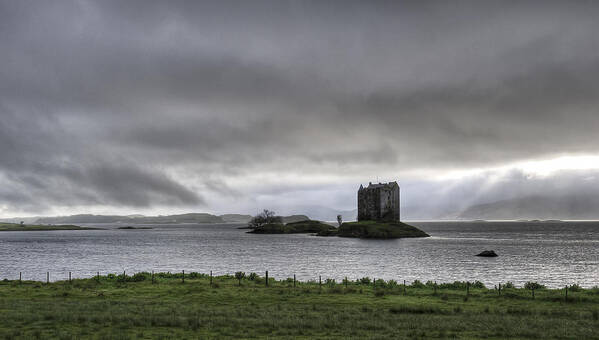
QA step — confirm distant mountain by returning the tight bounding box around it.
[36,213,225,224]
[0,216,42,224]
[32,212,312,225]
[36,214,127,224]
[219,214,253,223]
[458,194,599,220]
[126,213,225,224]
[276,205,356,222]
[281,215,311,223]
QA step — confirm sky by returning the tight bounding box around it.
[1,0,599,218]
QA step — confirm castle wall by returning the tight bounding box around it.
[357,182,400,222]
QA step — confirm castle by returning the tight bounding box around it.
[357,181,400,222]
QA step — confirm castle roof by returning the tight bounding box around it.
[360,181,399,190]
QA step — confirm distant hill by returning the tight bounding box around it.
[276,205,356,222]
[458,194,599,220]
[281,215,311,223]
[36,213,225,224]
[0,216,43,224]
[219,214,253,223]
[36,214,127,224]
[32,213,311,225]
[126,213,225,224]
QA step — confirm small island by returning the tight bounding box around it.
[246,182,430,239]
[248,220,335,234]
[248,219,428,239]
[0,222,95,232]
[318,220,429,239]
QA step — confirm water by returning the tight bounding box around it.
[0,221,597,288]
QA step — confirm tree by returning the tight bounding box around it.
[524,281,545,290]
[235,272,245,286]
[336,215,342,227]
[248,209,282,228]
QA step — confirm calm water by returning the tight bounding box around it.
[0,221,597,288]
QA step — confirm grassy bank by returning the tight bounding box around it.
[0,223,94,231]
[331,220,430,239]
[0,273,597,339]
[248,220,335,234]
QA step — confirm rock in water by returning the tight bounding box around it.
[476,250,498,257]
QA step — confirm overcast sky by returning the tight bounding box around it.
[1,1,599,217]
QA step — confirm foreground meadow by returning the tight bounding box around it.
[0,273,597,339]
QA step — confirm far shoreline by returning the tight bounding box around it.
[0,223,97,232]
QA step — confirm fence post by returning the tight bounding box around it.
[69,272,71,283]
[47,272,49,284]
[265,271,268,287]
[373,278,376,290]
[345,276,348,288]
[319,275,321,289]
[498,283,501,296]
[123,270,126,278]
[565,285,568,301]
[403,280,406,295]
[182,270,185,284]
[210,271,213,286]
[293,274,296,288]
[151,270,154,284]
[19,272,21,284]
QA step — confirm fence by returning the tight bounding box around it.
[2,270,581,301]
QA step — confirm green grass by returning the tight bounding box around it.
[335,220,430,239]
[0,223,94,231]
[249,220,335,234]
[0,273,597,339]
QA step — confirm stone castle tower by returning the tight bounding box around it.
[357,181,400,222]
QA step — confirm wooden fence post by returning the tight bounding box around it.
[319,275,321,289]
[46,272,49,284]
[265,271,268,287]
[19,272,21,284]
[293,274,296,288]
[498,283,501,296]
[182,270,185,284]
[69,272,71,283]
[210,271,213,286]
[403,280,406,295]
[565,285,568,301]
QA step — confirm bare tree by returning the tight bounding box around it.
[336,215,343,227]
[248,209,282,228]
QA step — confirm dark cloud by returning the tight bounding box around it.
[1,1,599,215]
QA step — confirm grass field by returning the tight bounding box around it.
[0,273,597,339]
